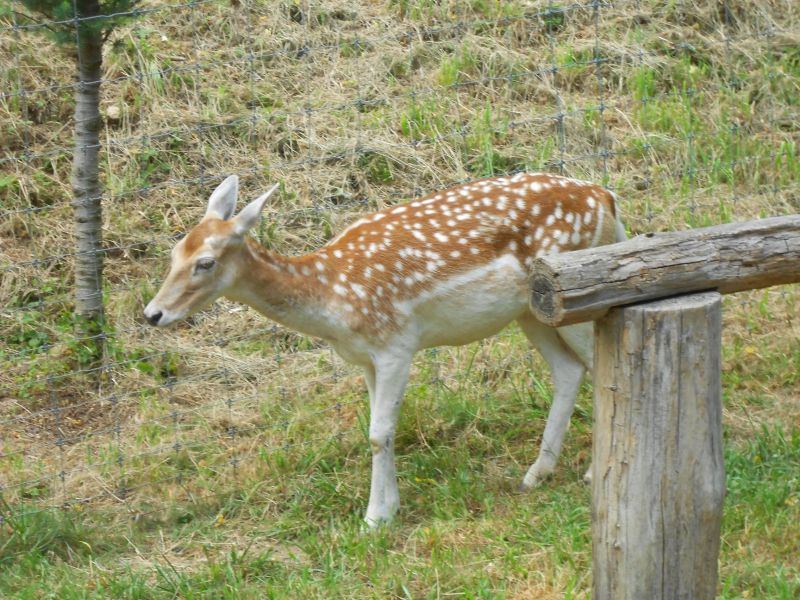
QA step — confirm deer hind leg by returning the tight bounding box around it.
[364,352,412,528]
[517,315,589,490]
[555,322,595,484]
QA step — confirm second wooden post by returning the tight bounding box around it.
[591,292,725,600]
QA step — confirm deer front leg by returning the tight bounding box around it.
[364,353,412,528]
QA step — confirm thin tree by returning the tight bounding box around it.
[3,0,140,361]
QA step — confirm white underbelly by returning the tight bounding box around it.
[399,254,529,349]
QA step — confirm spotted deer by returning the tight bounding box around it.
[144,172,626,527]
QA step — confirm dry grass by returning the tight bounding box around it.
[1,0,799,597]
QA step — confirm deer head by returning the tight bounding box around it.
[144,176,278,327]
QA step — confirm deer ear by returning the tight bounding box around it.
[233,183,280,235]
[205,175,239,220]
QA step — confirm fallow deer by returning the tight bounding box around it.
[144,172,626,527]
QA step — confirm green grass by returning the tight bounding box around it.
[1,390,797,598]
[2,318,798,597]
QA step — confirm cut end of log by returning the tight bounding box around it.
[530,273,561,325]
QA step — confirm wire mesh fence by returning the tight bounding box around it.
[1,0,799,535]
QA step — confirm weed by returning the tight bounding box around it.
[357,150,395,184]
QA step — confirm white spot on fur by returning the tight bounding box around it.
[351,283,367,299]
[591,204,605,247]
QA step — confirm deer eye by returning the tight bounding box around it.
[194,257,216,273]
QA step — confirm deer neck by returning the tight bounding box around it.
[226,240,344,341]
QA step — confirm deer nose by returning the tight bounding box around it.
[146,310,163,326]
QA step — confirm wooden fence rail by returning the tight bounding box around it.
[530,214,800,327]
[529,214,800,600]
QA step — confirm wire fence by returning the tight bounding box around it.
[1,0,799,529]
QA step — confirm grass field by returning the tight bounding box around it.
[1,0,799,597]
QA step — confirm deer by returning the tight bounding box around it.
[144,172,626,527]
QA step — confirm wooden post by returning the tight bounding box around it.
[592,292,725,600]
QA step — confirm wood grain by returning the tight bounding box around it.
[591,292,725,600]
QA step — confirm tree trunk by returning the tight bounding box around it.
[71,0,105,361]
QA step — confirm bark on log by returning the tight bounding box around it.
[530,215,800,326]
[592,292,725,600]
